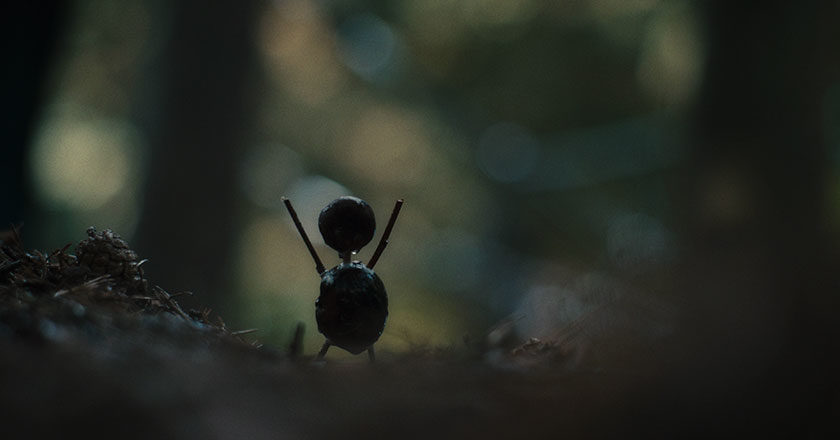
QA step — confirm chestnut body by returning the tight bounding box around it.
[316,262,388,354]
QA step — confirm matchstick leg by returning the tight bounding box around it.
[367,199,404,269]
[316,340,331,360]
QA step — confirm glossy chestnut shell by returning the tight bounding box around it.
[316,262,388,354]
[318,196,376,254]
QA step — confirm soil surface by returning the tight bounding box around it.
[0,228,831,438]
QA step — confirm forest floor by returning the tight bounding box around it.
[0,228,833,439]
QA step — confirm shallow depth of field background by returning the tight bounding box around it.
[5,0,839,358]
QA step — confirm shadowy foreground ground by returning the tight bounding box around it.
[0,228,834,438]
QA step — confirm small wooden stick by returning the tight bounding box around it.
[282,197,326,275]
[367,199,403,269]
[231,328,259,336]
[316,340,332,360]
[288,322,305,360]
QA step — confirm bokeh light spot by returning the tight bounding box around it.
[477,122,540,183]
[636,2,704,106]
[337,13,400,82]
[260,0,348,106]
[31,115,139,211]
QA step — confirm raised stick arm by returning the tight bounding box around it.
[282,198,326,275]
[367,199,403,269]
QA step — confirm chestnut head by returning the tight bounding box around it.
[318,196,376,254]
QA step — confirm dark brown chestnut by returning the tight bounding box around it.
[318,196,376,255]
[316,262,388,354]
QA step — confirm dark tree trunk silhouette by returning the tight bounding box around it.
[134,1,263,312]
[669,0,840,434]
[0,3,66,226]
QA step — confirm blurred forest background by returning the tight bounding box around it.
[3,0,839,373]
